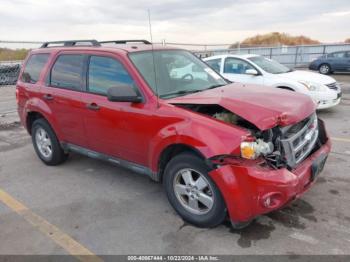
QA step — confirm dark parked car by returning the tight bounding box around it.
[309,51,350,74]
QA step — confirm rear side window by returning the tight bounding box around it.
[205,58,222,73]
[50,55,85,90]
[21,54,49,83]
[88,56,134,95]
[330,52,346,58]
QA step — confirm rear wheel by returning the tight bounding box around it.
[31,118,68,165]
[163,153,226,228]
[319,64,331,74]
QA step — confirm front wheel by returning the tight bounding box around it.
[163,153,226,228]
[319,64,331,74]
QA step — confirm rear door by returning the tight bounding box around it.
[221,57,264,85]
[41,52,87,146]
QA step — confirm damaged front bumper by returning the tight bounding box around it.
[208,119,331,227]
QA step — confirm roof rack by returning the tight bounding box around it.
[41,40,101,48]
[99,40,152,45]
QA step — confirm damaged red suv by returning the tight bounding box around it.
[16,40,331,228]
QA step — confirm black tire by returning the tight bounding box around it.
[31,118,68,166]
[163,152,226,228]
[319,63,332,75]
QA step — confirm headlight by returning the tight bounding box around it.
[299,81,327,92]
[240,139,274,160]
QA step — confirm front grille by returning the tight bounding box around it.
[326,82,339,91]
[279,114,319,168]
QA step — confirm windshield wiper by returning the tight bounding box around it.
[160,89,203,99]
[205,84,226,90]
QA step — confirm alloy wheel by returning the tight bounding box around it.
[319,64,330,74]
[35,127,53,159]
[173,168,214,215]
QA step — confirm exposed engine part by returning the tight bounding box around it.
[173,103,322,170]
[173,104,259,131]
[213,112,239,125]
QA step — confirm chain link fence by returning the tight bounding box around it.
[191,43,350,68]
[1,40,350,86]
[0,41,42,86]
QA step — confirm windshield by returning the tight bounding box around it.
[248,56,292,74]
[129,50,227,99]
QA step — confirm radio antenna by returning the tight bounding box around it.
[148,9,159,108]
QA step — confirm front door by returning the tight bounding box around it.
[330,52,348,71]
[81,54,153,166]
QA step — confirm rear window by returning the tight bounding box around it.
[50,55,85,91]
[21,54,50,83]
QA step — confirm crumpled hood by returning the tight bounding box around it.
[279,70,336,85]
[167,83,316,130]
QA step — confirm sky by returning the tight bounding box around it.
[0,0,350,46]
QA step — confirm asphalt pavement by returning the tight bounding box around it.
[0,73,349,256]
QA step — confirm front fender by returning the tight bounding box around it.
[148,118,248,173]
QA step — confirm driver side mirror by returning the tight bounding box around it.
[245,69,259,76]
[107,85,142,103]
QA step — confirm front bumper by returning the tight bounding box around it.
[313,91,341,110]
[316,96,341,109]
[208,120,331,225]
[308,63,318,71]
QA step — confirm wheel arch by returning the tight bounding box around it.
[25,110,62,140]
[157,143,207,182]
[276,86,295,91]
[26,111,46,134]
[318,62,332,70]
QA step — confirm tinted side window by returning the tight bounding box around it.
[50,55,85,90]
[88,56,134,95]
[206,58,222,73]
[224,58,254,74]
[332,52,346,58]
[22,54,49,83]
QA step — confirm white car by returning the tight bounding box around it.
[203,54,342,109]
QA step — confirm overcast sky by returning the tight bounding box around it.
[1,0,349,45]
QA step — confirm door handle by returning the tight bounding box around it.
[86,103,100,111]
[43,94,54,100]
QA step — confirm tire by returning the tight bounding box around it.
[319,64,331,74]
[31,118,68,166]
[163,152,226,228]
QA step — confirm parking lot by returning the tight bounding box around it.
[0,73,350,257]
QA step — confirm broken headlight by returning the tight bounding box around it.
[240,139,274,160]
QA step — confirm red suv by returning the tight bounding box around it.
[16,40,331,228]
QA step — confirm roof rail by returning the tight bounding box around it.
[99,40,152,45]
[41,40,101,48]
